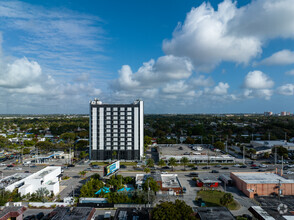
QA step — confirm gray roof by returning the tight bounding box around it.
[233,172,294,184]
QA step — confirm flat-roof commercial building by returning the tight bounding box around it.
[231,172,294,198]
[2,166,61,196]
[160,154,235,164]
[250,140,294,150]
[89,99,144,161]
[136,173,183,195]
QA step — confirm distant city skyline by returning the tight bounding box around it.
[0,0,294,114]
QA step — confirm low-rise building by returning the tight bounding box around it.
[160,154,235,164]
[0,206,26,220]
[49,207,96,220]
[136,173,183,195]
[231,172,294,198]
[2,166,61,196]
[250,140,294,151]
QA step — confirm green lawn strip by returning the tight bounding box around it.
[196,190,240,210]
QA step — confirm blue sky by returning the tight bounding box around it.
[0,0,294,114]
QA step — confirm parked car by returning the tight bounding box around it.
[211,170,219,173]
[233,164,241,167]
[120,165,127,169]
[24,171,30,173]
[92,165,100,169]
[7,164,14,168]
[182,187,187,193]
[214,164,222,168]
[189,172,199,177]
[191,167,198,170]
[240,165,247,168]
[161,166,171,170]
[259,164,268,168]
[68,164,75,167]
[36,212,44,220]
[202,166,210,169]
[221,167,229,170]
[161,171,168,174]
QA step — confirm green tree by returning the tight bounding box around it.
[158,159,166,168]
[264,152,270,159]
[144,167,150,174]
[76,140,89,150]
[214,141,225,151]
[146,158,155,167]
[152,199,196,220]
[220,193,234,207]
[142,177,160,192]
[180,157,189,171]
[79,151,88,160]
[112,151,117,161]
[35,187,50,202]
[168,157,177,171]
[184,137,195,144]
[79,171,87,178]
[24,140,35,147]
[60,132,76,141]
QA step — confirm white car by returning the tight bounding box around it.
[259,164,268,168]
[286,171,294,174]
[0,163,6,166]
[233,164,241,167]
[161,171,168,174]
[15,167,22,170]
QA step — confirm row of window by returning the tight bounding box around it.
[105,129,133,133]
[105,111,132,115]
[106,147,132,150]
[105,116,132,120]
[106,137,132,141]
[105,107,133,111]
[105,120,132,125]
[105,124,132,129]
[105,142,132,146]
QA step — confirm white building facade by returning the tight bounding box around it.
[5,166,61,196]
[89,99,144,161]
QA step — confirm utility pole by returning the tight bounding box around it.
[147,179,150,207]
[285,132,287,141]
[243,146,245,164]
[70,147,72,165]
[282,155,284,175]
[268,132,271,141]
[275,147,277,166]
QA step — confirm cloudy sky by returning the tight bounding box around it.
[1,0,294,114]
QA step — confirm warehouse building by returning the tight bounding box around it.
[231,172,294,198]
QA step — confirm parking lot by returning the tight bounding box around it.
[158,144,225,157]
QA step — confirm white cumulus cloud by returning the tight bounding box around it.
[277,84,294,95]
[244,70,274,89]
[257,50,294,66]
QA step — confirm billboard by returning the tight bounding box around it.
[104,161,120,176]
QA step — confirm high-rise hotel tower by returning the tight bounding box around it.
[89,99,144,161]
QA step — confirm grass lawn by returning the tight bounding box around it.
[196,190,240,210]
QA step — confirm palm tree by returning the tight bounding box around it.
[144,167,150,174]
[180,157,189,171]
[168,157,177,171]
[112,151,117,161]
[158,159,166,168]
[146,158,155,167]
[79,171,87,178]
